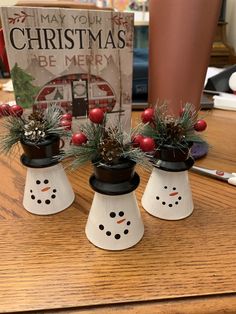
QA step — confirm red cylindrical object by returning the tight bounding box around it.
[148,0,222,115]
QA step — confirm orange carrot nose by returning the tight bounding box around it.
[41,187,51,192]
[117,218,126,224]
[169,191,178,196]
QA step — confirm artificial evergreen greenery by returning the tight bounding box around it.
[0,105,68,155]
[63,116,152,170]
[140,103,205,149]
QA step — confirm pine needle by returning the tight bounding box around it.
[62,119,153,171]
[140,102,205,149]
[0,104,70,155]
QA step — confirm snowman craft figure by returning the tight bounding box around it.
[135,103,207,220]
[63,108,152,250]
[0,104,74,215]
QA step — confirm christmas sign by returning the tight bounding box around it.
[0,6,134,131]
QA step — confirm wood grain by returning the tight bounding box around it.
[0,87,236,313]
[43,295,236,314]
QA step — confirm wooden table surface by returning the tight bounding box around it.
[0,84,236,313]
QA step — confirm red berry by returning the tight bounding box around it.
[71,132,88,146]
[10,104,24,117]
[139,137,156,152]
[0,103,11,116]
[194,119,207,132]
[132,134,144,147]
[89,108,104,124]
[141,108,154,123]
[61,113,72,121]
[60,119,72,130]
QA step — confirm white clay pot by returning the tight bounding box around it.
[21,135,74,215]
[86,191,144,250]
[142,167,193,220]
[142,145,194,220]
[23,163,74,215]
[86,159,144,250]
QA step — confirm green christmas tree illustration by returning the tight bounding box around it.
[10,63,40,108]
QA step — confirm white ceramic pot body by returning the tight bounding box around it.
[23,163,75,215]
[142,167,193,220]
[87,159,144,250]
[86,191,144,250]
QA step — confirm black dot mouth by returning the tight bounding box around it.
[156,195,182,206]
[98,225,130,239]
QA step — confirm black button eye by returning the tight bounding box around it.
[164,186,167,189]
[119,211,124,217]
[36,180,41,184]
[44,179,49,184]
[173,187,176,190]
[110,212,116,218]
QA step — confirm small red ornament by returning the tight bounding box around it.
[71,132,88,146]
[0,103,11,116]
[141,108,154,123]
[89,108,104,124]
[139,137,156,152]
[60,119,72,130]
[194,119,207,132]
[61,113,72,121]
[10,104,24,117]
[132,134,144,147]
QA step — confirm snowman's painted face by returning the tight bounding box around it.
[156,186,182,208]
[29,178,57,205]
[98,210,131,240]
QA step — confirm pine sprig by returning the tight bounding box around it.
[122,146,152,170]
[0,115,26,155]
[63,118,152,170]
[63,145,97,169]
[62,122,104,166]
[42,105,68,138]
[140,103,205,149]
[0,105,69,155]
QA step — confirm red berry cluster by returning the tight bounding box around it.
[60,112,73,131]
[0,103,24,117]
[132,134,156,152]
[142,107,208,132]
[136,107,208,153]
[70,108,104,146]
[141,108,154,124]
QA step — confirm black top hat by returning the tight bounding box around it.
[20,135,61,168]
[89,159,140,196]
[154,145,194,172]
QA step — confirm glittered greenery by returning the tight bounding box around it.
[140,103,206,149]
[63,117,152,170]
[0,105,69,155]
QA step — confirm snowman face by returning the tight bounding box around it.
[156,185,183,208]
[29,178,58,206]
[98,210,131,241]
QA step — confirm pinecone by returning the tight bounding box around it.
[98,129,123,164]
[28,110,45,123]
[23,113,46,142]
[165,119,184,142]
